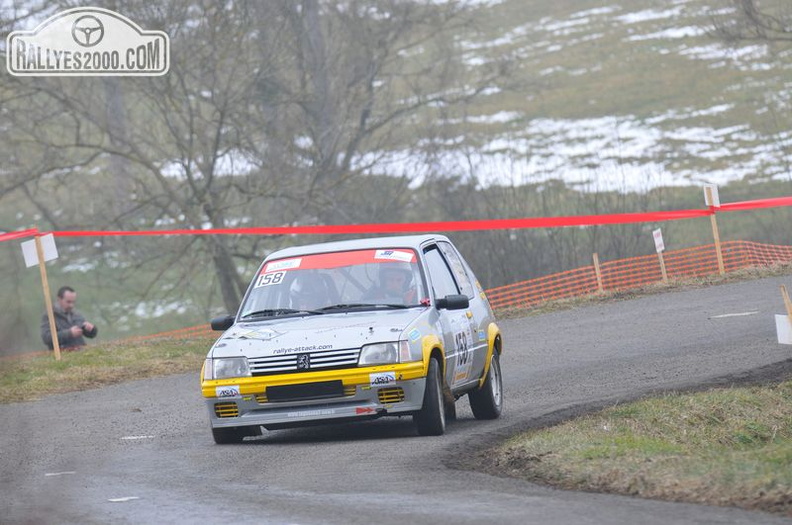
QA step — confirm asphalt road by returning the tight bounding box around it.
[2,275,792,524]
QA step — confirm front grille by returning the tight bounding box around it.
[378,387,405,404]
[248,347,361,376]
[267,380,344,402]
[214,402,239,418]
[255,385,355,405]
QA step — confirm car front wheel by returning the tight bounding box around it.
[414,358,446,436]
[468,350,503,420]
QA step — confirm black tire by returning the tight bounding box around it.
[469,351,503,420]
[414,358,446,436]
[212,425,259,444]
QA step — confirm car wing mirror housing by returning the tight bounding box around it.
[210,315,235,331]
[435,294,470,310]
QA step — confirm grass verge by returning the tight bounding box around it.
[491,382,792,517]
[0,334,213,403]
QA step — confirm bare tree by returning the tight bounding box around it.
[258,0,509,224]
[0,0,509,316]
[710,0,792,43]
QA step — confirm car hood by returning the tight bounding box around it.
[209,308,425,359]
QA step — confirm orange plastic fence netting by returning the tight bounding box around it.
[2,195,790,351]
[484,241,792,309]
[6,240,790,356]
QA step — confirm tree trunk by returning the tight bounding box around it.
[206,236,245,313]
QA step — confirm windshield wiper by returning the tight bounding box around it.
[317,303,409,311]
[240,308,320,319]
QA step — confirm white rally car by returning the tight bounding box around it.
[201,234,503,443]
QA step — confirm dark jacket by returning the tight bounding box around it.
[41,303,98,350]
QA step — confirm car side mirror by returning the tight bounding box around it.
[210,315,235,331]
[435,294,469,310]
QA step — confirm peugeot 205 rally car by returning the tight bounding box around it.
[201,234,503,444]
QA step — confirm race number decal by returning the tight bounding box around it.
[450,315,474,383]
[255,271,286,288]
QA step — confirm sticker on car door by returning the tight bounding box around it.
[449,315,474,384]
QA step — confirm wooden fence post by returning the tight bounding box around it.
[658,251,668,284]
[35,234,61,361]
[593,253,604,294]
[705,185,725,276]
[782,285,792,324]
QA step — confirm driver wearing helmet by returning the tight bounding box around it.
[289,272,328,310]
[365,263,417,304]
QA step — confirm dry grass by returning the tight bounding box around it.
[0,335,213,403]
[485,262,792,515]
[493,382,792,516]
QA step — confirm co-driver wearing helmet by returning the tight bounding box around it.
[365,263,417,304]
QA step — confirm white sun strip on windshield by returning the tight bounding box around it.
[265,258,302,272]
[374,249,414,262]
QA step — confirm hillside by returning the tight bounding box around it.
[388,0,792,191]
[1,0,790,354]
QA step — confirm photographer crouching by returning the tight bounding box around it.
[41,286,98,351]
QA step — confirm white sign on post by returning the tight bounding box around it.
[21,233,63,360]
[703,184,721,207]
[652,228,665,253]
[779,286,792,345]
[777,315,792,345]
[21,233,58,267]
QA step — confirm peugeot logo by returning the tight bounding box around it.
[71,15,104,47]
[296,354,311,370]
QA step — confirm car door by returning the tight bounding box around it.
[436,241,489,381]
[422,244,476,391]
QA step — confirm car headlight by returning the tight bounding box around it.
[359,341,411,366]
[207,357,252,380]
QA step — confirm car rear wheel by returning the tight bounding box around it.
[212,425,260,444]
[414,358,446,436]
[469,351,503,420]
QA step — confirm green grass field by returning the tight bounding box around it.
[493,382,792,516]
[0,334,212,403]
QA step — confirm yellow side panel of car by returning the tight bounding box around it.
[478,322,501,388]
[420,334,443,375]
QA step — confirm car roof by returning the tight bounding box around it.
[265,234,451,261]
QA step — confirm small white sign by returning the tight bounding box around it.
[375,250,414,262]
[652,228,665,253]
[370,372,396,386]
[776,315,792,345]
[21,233,58,268]
[703,184,720,207]
[215,385,240,398]
[264,258,301,273]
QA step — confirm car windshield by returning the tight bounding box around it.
[239,248,428,318]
